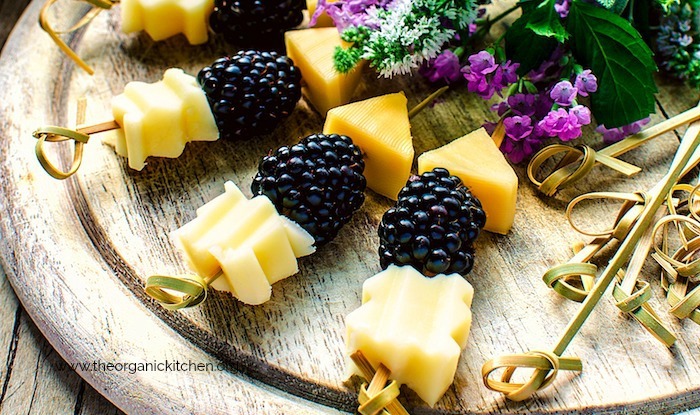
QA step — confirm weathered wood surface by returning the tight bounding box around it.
[2,1,700,414]
[0,3,123,414]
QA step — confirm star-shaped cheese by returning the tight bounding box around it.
[120,0,214,44]
[172,181,316,305]
[105,68,218,170]
[345,265,474,406]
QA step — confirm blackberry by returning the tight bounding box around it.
[209,0,304,48]
[197,51,302,139]
[378,168,486,276]
[252,133,366,246]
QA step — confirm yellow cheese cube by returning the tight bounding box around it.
[171,181,315,304]
[173,195,278,278]
[323,92,413,200]
[285,27,363,115]
[306,0,335,27]
[281,216,316,257]
[214,215,299,285]
[345,265,474,407]
[418,128,518,234]
[209,246,272,305]
[120,0,214,44]
[107,68,218,170]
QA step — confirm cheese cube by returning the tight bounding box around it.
[281,216,316,257]
[323,92,413,200]
[284,27,363,115]
[345,265,474,406]
[171,181,315,304]
[107,68,218,170]
[210,246,272,305]
[121,0,214,44]
[173,195,278,278]
[418,128,518,234]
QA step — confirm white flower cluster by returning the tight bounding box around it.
[359,0,475,77]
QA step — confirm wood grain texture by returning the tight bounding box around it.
[1,1,700,414]
[0,2,124,414]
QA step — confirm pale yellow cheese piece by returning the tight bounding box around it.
[323,92,413,200]
[345,265,474,407]
[306,0,335,27]
[284,27,363,115]
[209,246,272,305]
[108,68,218,170]
[172,181,315,304]
[120,0,214,44]
[281,216,316,257]
[174,195,278,278]
[418,128,518,234]
[213,214,299,285]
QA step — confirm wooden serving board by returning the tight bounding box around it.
[2,1,700,414]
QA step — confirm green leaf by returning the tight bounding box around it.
[525,0,569,42]
[567,2,657,128]
[505,11,559,75]
[595,0,629,13]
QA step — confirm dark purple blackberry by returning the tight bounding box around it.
[209,0,304,48]
[378,168,486,276]
[197,51,302,139]
[252,133,366,246]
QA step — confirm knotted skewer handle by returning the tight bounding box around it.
[528,105,700,196]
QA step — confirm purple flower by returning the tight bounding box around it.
[464,71,495,99]
[554,0,570,18]
[463,52,519,100]
[310,0,390,29]
[419,50,462,84]
[596,118,651,144]
[569,105,591,125]
[507,94,536,117]
[467,51,498,75]
[493,60,519,87]
[501,130,545,164]
[550,80,578,106]
[527,47,565,83]
[504,116,534,140]
[539,108,583,141]
[574,70,598,97]
[492,101,510,116]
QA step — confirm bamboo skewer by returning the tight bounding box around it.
[483,119,700,401]
[528,105,700,196]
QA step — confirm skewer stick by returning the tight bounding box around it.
[350,351,409,415]
[484,119,700,401]
[528,105,700,196]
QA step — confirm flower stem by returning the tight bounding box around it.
[476,4,520,38]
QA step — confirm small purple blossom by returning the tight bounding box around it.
[462,52,519,99]
[539,108,583,141]
[493,60,519,87]
[500,129,546,164]
[419,50,462,84]
[569,105,591,125]
[550,80,578,106]
[554,0,570,18]
[504,116,534,141]
[596,118,651,144]
[527,47,565,83]
[507,94,537,117]
[467,51,498,75]
[310,0,390,29]
[574,70,598,97]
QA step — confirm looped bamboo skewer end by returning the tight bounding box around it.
[39,0,118,75]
